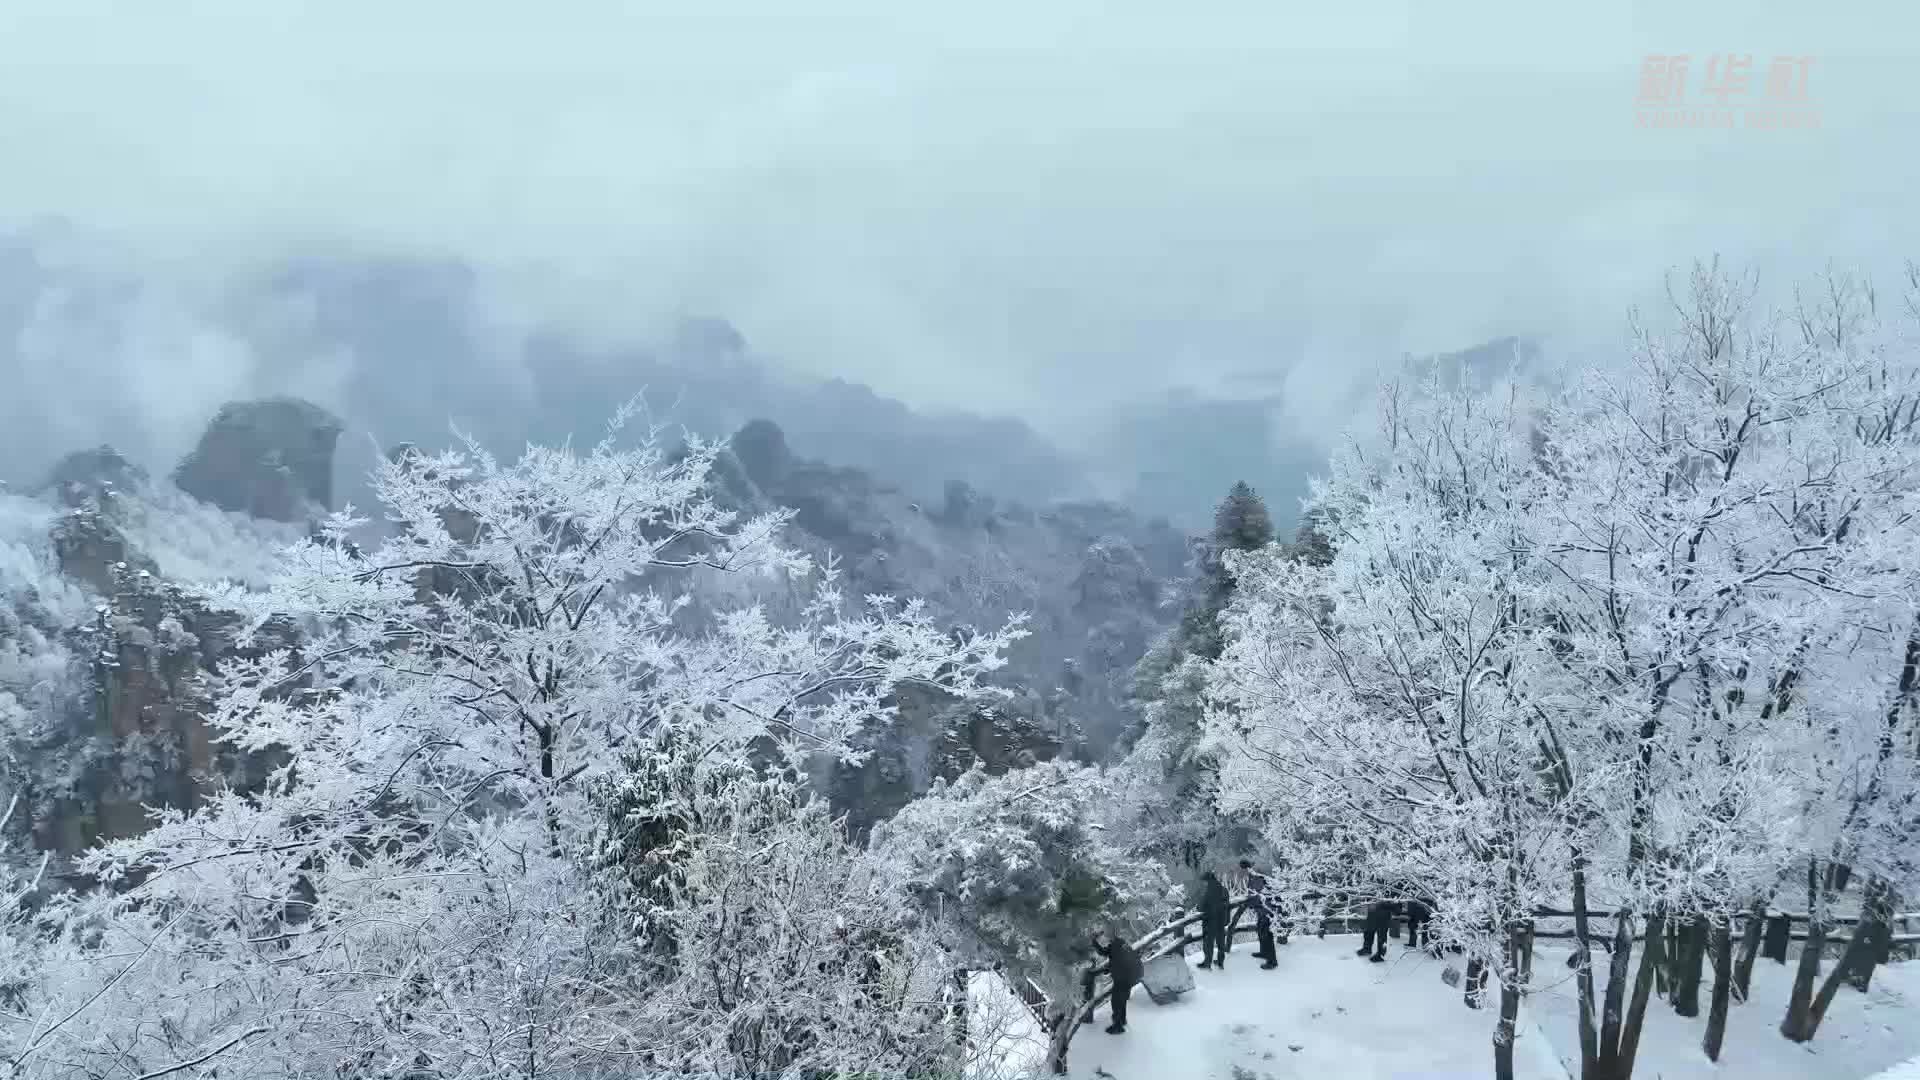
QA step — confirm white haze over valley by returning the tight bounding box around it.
[1,0,1916,525]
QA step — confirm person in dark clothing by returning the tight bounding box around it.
[1404,896,1434,951]
[1359,900,1396,962]
[1197,871,1231,969]
[1238,859,1279,969]
[1090,930,1143,1034]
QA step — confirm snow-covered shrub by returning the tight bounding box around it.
[875,759,1171,1007]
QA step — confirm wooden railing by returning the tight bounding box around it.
[1522,908,1920,950]
[1041,895,1261,1072]
[1032,898,1919,1073]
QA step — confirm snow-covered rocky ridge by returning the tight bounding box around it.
[1,396,1191,861]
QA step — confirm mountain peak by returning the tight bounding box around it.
[173,397,344,523]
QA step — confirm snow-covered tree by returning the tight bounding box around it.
[0,795,56,1034]
[1109,483,1279,883]
[1178,481,1274,664]
[584,730,965,1076]
[1206,378,1569,1080]
[1530,265,1920,1060]
[0,410,1025,1078]
[1735,268,1920,1042]
[1206,261,1920,1080]
[1109,635,1221,867]
[873,760,1171,1013]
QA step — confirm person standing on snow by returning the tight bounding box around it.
[1197,870,1232,969]
[1404,894,1435,952]
[1090,929,1143,1034]
[1359,898,1396,962]
[1238,859,1279,969]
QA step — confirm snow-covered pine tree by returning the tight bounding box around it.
[873,760,1171,1011]
[1178,480,1274,664]
[1110,481,1280,890]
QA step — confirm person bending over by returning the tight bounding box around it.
[1090,929,1143,1034]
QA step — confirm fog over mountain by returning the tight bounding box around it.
[0,0,1915,814]
[0,240,1102,515]
[3,2,1915,528]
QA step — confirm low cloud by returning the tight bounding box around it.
[0,1,1914,494]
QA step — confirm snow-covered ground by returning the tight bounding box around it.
[1529,944,1920,1080]
[1065,937,1920,1080]
[1067,937,1564,1080]
[1868,1055,1920,1080]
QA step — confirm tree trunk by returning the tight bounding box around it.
[1733,901,1765,1000]
[1781,859,1828,1041]
[1671,914,1708,1017]
[1786,879,1894,1041]
[1780,923,1827,1040]
[1670,920,1686,991]
[1784,922,1874,1042]
[1595,914,1635,1080]
[1519,921,1536,985]
[1045,1000,1085,1075]
[1615,909,1665,1080]
[1846,890,1893,993]
[1495,978,1521,1080]
[1465,957,1488,1009]
[1570,864,1601,1080]
[1494,924,1527,1080]
[1046,1014,1071,1075]
[1845,921,1886,993]
[1653,925,1671,998]
[1703,916,1733,1061]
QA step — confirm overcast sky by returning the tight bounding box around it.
[1,1,1916,452]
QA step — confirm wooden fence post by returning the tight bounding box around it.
[1763,913,1793,964]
